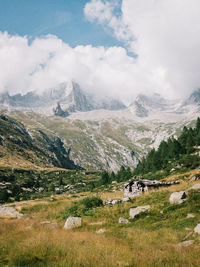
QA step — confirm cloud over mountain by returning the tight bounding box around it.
[1,0,200,101]
[85,0,200,98]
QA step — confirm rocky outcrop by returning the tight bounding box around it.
[129,205,150,219]
[118,217,130,224]
[0,206,28,218]
[53,103,69,117]
[64,216,82,229]
[169,191,187,204]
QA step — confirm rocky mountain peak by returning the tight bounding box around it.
[186,89,200,105]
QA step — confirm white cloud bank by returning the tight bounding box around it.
[1,0,200,101]
[84,0,200,98]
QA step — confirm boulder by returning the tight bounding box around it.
[186,213,195,218]
[169,191,187,204]
[0,206,28,219]
[129,205,150,219]
[188,183,200,191]
[119,217,130,224]
[64,216,82,230]
[194,223,200,234]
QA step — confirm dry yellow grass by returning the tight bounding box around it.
[1,174,200,266]
[0,216,199,267]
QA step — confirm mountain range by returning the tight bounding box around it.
[1,81,200,171]
[1,81,200,118]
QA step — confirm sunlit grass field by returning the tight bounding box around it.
[0,178,200,266]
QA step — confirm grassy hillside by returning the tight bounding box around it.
[0,171,200,266]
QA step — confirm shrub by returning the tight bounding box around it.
[80,197,103,209]
[59,197,103,219]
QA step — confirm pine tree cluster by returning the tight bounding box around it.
[134,118,200,175]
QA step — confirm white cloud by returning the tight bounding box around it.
[1,0,200,102]
[84,0,200,98]
[84,0,133,45]
[0,32,143,102]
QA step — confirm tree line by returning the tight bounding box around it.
[134,118,200,175]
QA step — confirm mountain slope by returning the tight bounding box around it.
[0,115,81,170]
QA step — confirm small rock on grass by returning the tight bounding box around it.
[129,205,150,219]
[64,216,82,230]
[177,240,194,248]
[169,191,187,204]
[119,217,130,224]
[96,228,106,234]
[186,213,195,218]
[194,223,200,234]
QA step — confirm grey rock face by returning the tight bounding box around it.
[188,183,200,190]
[53,103,69,117]
[194,223,200,234]
[169,191,187,204]
[129,205,150,219]
[64,216,82,229]
[118,217,130,224]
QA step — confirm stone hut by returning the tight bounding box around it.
[124,179,180,197]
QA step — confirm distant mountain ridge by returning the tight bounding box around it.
[1,81,200,119]
[0,81,127,116]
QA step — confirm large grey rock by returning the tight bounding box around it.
[0,206,27,219]
[194,223,200,234]
[169,191,187,204]
[188,183,200,191]
[119,217,130,224]
[129,205,150,219]
[64,216,82,229]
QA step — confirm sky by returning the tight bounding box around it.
[0,0,200,101]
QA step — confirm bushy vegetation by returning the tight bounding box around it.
[134,117,200,175]
[0,167,102,203]
[59,197,103,218]
[100,166,132,185]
